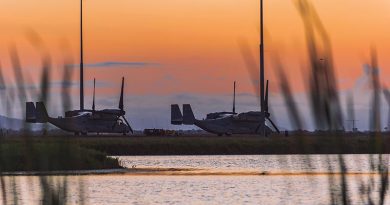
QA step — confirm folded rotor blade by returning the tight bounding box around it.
[265,80,269,113]
[232,81,236,114]
[92,78,96,111]
[119,77,124,111]
[122,116,134,134]
[267,117,280,133]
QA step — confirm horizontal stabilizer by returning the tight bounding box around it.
[26,102,36,123]
[183,104,195,125]
[36,102,49,123]
[171,104,183,125]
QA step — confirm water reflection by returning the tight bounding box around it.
[118,155,389,174]
[1,155,388,205]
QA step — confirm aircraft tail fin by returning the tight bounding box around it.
[171,104,183,125]
[183,104,195,125]
[26,102,36,123]
[36,102,49,123]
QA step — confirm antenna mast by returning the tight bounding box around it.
[80,0,84,110]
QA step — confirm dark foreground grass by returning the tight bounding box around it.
[7,133,388,156]
[82,135,390,155]
[0,140,122,172]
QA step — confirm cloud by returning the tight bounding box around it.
[47,80,114,88]
[70,61,160,69]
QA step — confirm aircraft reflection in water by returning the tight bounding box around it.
[171,0,279,136]
[27,78,133,135]
[25,0,133,135]
[171,81,279,136]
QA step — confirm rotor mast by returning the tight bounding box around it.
[80,0,84,110]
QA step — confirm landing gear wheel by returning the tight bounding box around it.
[217,134,223,136]
[75,132,80,136]
[81,132,87,136]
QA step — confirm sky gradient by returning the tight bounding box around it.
[0,0,390,130]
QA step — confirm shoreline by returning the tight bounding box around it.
[1,167,388,177]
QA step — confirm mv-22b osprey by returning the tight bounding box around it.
[26,78,133,135]
[171,81,279,136]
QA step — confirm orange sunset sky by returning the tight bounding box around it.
[1,0,389,93]
[0,0,389,129]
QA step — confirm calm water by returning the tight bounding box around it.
[1,155,389,205]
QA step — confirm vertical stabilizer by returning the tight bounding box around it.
[36,102,49,123]
[183,104,196,125]
[171,104,183,125]
[26,102,36,123]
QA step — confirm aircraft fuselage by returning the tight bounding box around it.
[48,113,130,134]
[194,112,271,135]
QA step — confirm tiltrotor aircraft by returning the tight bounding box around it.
[25,0,133,135]
[171,81,279,136]
[26,77,133,135]
[171,0,279,136]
